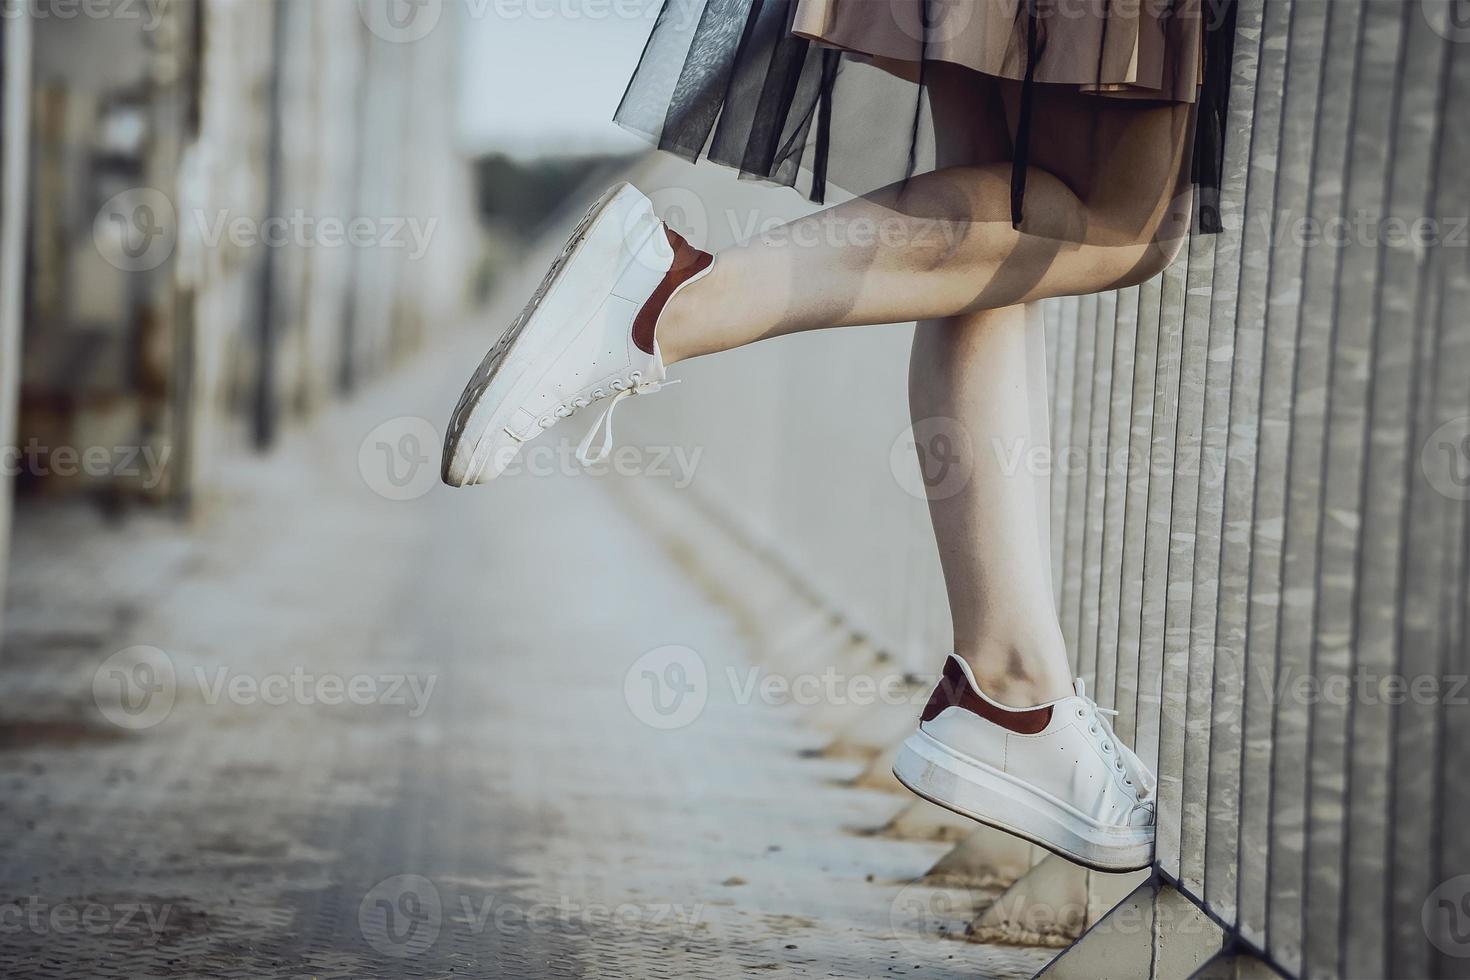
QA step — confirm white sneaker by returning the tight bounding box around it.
[893,655,1156,872]
[441,183,714,486]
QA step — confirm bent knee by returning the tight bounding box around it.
[1085,185,1191,289]
[1105,233,1186,290]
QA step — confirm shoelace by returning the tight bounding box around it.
[1072,679,1154,802]
[535,372,680,466]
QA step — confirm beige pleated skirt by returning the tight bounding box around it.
[615,0,1234,234]
[791,0,1204,103]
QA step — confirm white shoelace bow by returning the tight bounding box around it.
[1073,678,1155,801]
[572,376,680,465]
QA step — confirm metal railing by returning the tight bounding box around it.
[626,0,1469,974]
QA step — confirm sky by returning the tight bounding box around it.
[457,0,661,158]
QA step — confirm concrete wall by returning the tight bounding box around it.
[625,1,1470,975]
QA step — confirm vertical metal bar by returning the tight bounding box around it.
[1051,295,1081,614]
[1181,214,1235,894]
[253,0,287,449]
[1135,245,1190,828]
[340,14,372,394]
[1042,297,1063,611]
[1202,0,1267,928]
[1045,298,1060,425]
[1031,300,1059,620]
[168,0,203,511]
[1115,274,1165,748]
[1080,290,1117,693]
[1159,220,1215,880]
[1063,294,1099,672]
[1098,285,1140,714]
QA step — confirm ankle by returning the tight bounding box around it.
[954,641,1074,708]
[968,668,1074,709]
[653,290,696,366]
[653,262,715,366]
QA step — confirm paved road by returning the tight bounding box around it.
[0,206,1052,979]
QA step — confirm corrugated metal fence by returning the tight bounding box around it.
[628,0,1470,975]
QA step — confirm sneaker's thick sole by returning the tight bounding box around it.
[892,729,1153,873]
[441,182,657,486]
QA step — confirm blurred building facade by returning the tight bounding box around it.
[5,0,477,511]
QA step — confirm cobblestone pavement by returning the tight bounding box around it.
[0,264,1053,980]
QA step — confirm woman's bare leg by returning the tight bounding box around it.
[657,74,1191,366]
[910,303,1072,706]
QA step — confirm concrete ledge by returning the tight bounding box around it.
[1036,874,1228,978]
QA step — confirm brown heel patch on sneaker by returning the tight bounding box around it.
[632,226,713,356]
[920,657,1053,734]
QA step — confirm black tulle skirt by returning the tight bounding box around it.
[615,0,1237,240]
